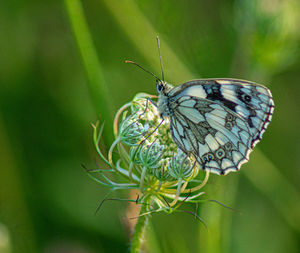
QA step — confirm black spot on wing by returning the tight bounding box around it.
[246,107,258,128]
[236,86,252,105]
[202,81,238,112]
[247,117,254,128]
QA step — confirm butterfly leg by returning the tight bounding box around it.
[138,118,165,147]
[138,97,157,119]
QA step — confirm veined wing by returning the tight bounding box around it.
[169,95,254,175]
[169,79,274,148]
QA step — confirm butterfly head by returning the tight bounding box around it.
[156,80,172,96]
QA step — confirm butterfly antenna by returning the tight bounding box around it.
[125,60,160,81]
[156,36,164,81]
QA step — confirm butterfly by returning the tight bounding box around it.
[126,38,274,175]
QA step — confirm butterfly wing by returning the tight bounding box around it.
[168,79,274,175]
[169,79,274,148]
[169,96,253,174]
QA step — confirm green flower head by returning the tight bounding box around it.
[89,93,209,212]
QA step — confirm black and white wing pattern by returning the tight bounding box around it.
[167,79,274,175]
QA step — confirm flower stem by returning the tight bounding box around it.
[64,0,114,143]
[130,201,149,253]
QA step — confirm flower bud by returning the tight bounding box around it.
[151,158,173,181]
[119,114,146,146]
[168,149,195,180]
[138,141,165,169]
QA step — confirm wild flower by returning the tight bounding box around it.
[88,93,209,215]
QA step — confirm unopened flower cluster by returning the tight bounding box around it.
[90,93,209,213]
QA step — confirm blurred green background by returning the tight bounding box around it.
[1,0,300,252]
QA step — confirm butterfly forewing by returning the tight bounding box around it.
[166,79,274,175]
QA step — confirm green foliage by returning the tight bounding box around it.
[0,0,300,252]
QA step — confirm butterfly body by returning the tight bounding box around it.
[156,81,173,117]
[156,78,274,175]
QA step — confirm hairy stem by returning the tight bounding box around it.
[130,200,149,253]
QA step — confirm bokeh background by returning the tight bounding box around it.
[1,0,300,252]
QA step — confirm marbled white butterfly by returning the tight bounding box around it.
[126,38,274,175]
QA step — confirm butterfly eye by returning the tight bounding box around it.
[156,83,163,93]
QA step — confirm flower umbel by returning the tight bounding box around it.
[89,93,209,214]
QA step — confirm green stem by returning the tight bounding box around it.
[130,201,149,253]
[64,0,114,142]
[139,166,148,191]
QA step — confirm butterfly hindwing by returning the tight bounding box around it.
[169,95,253,175]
